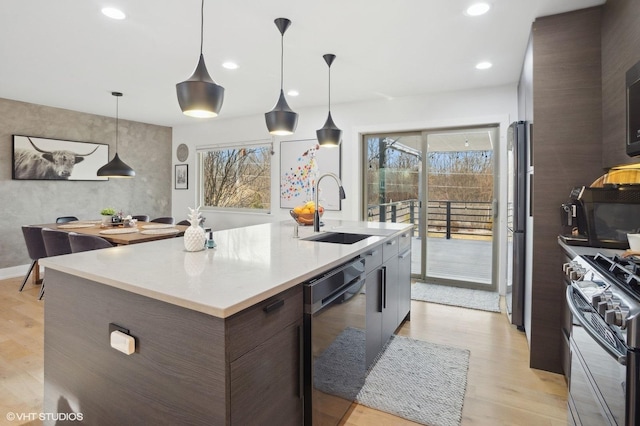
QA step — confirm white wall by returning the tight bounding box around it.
[172,84,518,291]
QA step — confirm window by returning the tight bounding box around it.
[198,141,272,212]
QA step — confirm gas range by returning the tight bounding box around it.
[564,253,640,425]
[565,253,640,350]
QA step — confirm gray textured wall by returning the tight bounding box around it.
[1,97,172,269]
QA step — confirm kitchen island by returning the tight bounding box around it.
[40,220,412,425]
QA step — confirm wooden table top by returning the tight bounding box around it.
[37,221,189,245]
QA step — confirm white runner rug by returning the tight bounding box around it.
[411,282,501,312]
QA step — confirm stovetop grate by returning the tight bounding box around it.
[583,254,640,301]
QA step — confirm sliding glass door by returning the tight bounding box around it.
[364,132,422,275]
[363,125,498,290]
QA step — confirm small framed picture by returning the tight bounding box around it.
[175,164,188,190]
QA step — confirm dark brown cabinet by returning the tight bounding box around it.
[364,234,412,370]
[230,322,302,425]
[521,7,603,374]
[227,285,303,425]
[44,270,303,426]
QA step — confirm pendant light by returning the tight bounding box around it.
[316,54,342,147]
[265,18,298,135]
[176,0,224,118]
[97,92,135,178]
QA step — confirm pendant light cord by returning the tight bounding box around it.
[199,0,204,55]
[280,32,284,90]
[328,65,331,113]
[115,95,119,152]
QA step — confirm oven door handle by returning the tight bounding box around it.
[319,274,365,309]
[566,286,627,365]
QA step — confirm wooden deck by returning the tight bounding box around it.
[411,236,493,285]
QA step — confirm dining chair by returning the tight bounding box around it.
[131,215,150,222]
[56,216,79,223]
[40,228,73,299]
[19,226,48,292]
[69,233,114,253]
[176,219,190,226]
[150,217,175,225]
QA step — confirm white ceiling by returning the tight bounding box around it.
[0,0,605,128]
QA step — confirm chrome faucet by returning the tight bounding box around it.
[314,172,346,232]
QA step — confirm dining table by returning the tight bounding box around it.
[37,220,189,245]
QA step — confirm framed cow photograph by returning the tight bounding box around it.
[12,135,109,181]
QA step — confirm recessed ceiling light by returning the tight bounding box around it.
[287,90,299,97]
[465,2,491,16]
[222,61,238,70]
[101,7,126,20]
[475,61,493,70]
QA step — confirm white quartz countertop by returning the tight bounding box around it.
[41,220,412,318]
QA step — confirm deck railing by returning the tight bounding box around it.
[367,199,493,239]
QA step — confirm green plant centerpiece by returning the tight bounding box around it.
[100,208,116,225]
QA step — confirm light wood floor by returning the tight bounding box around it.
[0,276,567,426]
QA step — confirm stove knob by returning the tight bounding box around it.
[564,266,574,277]
[563,262,572,273]
[598,301,609,315]
[604,307,630,328]
[591,293,603,308]
[570,270,579,280]
[599,298,621,315]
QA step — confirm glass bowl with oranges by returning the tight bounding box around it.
[289,201,324,226]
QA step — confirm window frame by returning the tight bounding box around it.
[196,140,273,214]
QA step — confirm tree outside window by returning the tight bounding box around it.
[198,143,271,212]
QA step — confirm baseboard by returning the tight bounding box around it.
[0,264,39,280]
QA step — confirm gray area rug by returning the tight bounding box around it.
[314,328,469,426]
[412,281,501,312]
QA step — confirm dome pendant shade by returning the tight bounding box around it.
[265,89,298,135]
[265,17,297,135]
[316,112,342,147]
[97,153,135,177]
[97,91,135,178]
[317,53,342,147]
[176,0,224,118]
[176,54,225,118]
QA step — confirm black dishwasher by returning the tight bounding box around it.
[303,257,366,426]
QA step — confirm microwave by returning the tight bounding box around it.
[561,184,640,249]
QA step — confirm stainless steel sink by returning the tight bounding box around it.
[302,232,372,244]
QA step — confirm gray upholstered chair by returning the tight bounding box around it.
[20,226,48,292]
[69,233,114,253]
[131,215,150,222]
[150,217,175,225]
[40,228,73,299]
[56,216,79,223]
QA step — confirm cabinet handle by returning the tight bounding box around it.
[298,325,303,399]
[399,250,411,259]
[378,268,384,313]
[368,250,379,256]
[386,240,396,246]
[382,266,387,310]
[263,299,284,313]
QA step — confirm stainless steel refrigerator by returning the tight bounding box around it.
[507,121,527,330]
